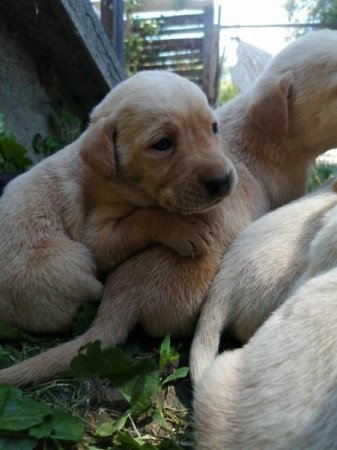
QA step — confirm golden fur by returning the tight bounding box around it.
[3,30,337,386]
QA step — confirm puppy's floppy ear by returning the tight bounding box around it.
[248,72,292,139]
[80,115,117,179]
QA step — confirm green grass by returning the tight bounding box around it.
[308,162,337,191]
[0,318,193,450]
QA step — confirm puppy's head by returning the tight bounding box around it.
[249,30,337,152]
[81,71,237,214]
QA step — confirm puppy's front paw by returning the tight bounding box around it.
[163,217,214,257]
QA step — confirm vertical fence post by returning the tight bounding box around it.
[203,2,220,105]
[101,0,113,40]
[100,0,124,68]
[112,0,124,69]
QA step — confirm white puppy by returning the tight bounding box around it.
[194,263,337,449]
[191,181,337,383]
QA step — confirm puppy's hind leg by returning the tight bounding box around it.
[0,237,103,334]
[0,270,142,386]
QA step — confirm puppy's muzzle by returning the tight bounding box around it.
[202,171,234,199]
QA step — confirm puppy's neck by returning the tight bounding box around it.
[219,97,313,209]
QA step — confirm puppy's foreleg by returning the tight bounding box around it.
[85,208,214,271]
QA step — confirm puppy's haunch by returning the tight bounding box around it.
[0,70,234,335]
[194,256,337,450]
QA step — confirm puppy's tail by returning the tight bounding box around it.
[0,331,98,386]
[189,279,233,386]
[0,287,139,386]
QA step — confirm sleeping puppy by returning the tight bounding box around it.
[190,180,337,384]
[193,179,337,447]
[0,70,235,335]
[4,30,337,386]
[194,262,337,450]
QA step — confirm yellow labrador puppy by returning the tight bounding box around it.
[194,266,337,449]
[0,70,235,335]
[190,181,337,383]
[3,30,337,386]
[194,189,337,448]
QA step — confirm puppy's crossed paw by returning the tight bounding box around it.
[163,218,214,257]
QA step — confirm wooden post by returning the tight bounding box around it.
[112,0,124,69]
[203,2,220,105]
[101,0,113,41]
[100,0,124,68]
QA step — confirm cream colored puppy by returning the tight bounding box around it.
[0,70,235,334]
[190,181,337,383]
[3,31,337,386]
[194,265,337,450]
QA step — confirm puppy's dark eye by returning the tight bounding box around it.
[152,138,172,151]
[212,122,219,135]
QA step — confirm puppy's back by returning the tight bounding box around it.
[194,266,337,449]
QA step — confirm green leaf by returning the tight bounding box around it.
[70,342,160,416]
[0,320,21,339]
[70,342,137,378]
[159,336,179,370]
[48,409,84,442]
[127,368,159,415]
[0,437,37,450]
[28,417,53,439]
[0,346,15,370]
[0,116,13,140]
[42,137,60,156]
[0,386,84,443]
[0,320,42,343]
[72,302,98,337]
[159,335,170,370]
[0,114,5,135]
[0,137,27,160]
[94,421,115,437]
[161,367,189,386]
[3,161,16,174]
[115,431,158,449]
[0,117,32,172]
[152,407,169,429]
[94,410,131,437]
[0,385,51,431]
[29,410,84,442]
[112,410,131,432]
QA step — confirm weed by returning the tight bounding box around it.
[0,115,32,173]
[0,321,192,449]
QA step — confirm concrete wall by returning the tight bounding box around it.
[0,18,58,161]
[0,0,124,162]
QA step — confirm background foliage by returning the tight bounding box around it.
[284,0,337,36]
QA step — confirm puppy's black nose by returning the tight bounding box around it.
[203,173,233,198]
